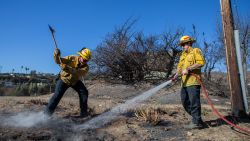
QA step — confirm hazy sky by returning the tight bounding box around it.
[0,0,249,74]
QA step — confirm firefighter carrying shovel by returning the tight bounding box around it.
[44,25,91,117]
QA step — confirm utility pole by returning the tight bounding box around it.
[220,0,246,117]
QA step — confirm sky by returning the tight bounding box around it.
[0,0,249,74]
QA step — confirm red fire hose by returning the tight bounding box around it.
[191,73,250,134]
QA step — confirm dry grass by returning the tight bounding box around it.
[134,107,160,125]
[29,99,48,105]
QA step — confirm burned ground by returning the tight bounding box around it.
[0,80,250,141]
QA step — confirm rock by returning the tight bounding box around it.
[187,131,193,136]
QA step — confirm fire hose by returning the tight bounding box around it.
[190,73,250,134]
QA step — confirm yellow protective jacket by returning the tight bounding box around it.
[54,54,89,86]
[177,47,205,87]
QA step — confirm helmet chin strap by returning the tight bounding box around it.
[79,56,88,64]
[79,57,84,63]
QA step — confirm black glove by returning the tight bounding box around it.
[54,48,61,56]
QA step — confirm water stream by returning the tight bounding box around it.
[75,80,173,129]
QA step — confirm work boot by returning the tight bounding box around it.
[43,108,53,117]
[80,112,89,118]
[184,122,203,129]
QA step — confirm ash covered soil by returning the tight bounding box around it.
[0,80,250,141]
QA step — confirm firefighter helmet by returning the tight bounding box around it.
[77,48,92,61]
[178,36,196,46]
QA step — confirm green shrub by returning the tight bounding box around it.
[29,83,38,96]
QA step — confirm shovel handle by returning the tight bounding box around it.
[49,25,62,64]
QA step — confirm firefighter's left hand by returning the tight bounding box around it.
[171,73,179,81]
[54,48,61,56]
[60,64,67,70]
[182,69,189,75]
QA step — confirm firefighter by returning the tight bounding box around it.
[44,47,91,117]
[172,35,206,129]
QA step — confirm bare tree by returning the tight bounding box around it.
[161,28,184,77]
[238,18,250,79]
[203,41,225,80]
[93,19,140,82]
[231,0,250,79]
[93,19,184,83]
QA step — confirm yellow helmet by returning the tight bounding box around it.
[178,35,196,46]
[77,48,92,61]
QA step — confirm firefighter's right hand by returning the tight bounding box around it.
[54,48,61,56]
[171,73,179,81]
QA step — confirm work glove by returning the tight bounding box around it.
[54,48,61,56]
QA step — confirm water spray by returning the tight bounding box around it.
[2,111,50,128]
[75,80,173,130]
